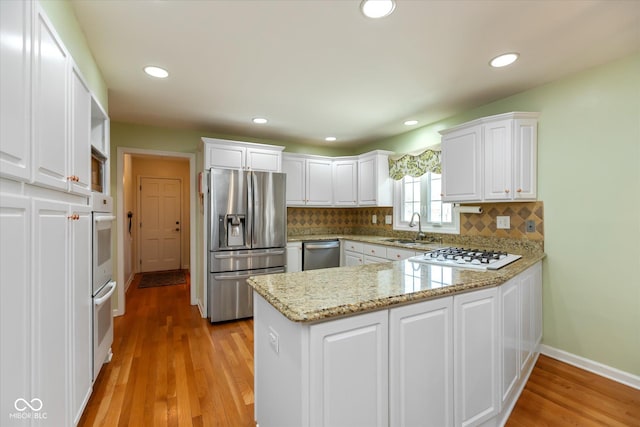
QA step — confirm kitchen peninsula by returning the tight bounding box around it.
[249,244,544,427]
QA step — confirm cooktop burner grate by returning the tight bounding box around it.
[408,247,522,270]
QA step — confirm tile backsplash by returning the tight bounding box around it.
[287,201,544,241]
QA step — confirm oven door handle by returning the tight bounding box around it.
[94,281,117,306]
[94,215,116,223]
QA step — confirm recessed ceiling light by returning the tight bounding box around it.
[489,53,519,68]
[360,0,396,19]
[404,120,418,126]
[143,65,169,78]
[252,117,268,124]
[325,137,337,142]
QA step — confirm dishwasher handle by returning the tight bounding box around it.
[303,241,340,250]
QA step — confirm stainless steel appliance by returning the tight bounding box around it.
[409,247,521,270]
[302,240,340,271]
[208,168,286,322]
[91,193,117,380]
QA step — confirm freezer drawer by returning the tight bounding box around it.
[209,266,284,322]
[210,248,286,273]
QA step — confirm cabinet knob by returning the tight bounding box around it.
[517,188,522,193]
[505,189,510,194]
[440,193,444,197]
[67,214,79,220]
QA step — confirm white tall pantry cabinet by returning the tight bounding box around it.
[0,1,104,425]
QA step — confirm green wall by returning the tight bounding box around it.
[362,54,640,375]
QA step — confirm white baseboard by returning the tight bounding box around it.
[197,300,206,318]
[540,344,640,390]
[124,273,134,293]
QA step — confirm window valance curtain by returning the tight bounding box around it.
[388,149,441,180]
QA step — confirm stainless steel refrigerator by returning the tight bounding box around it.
[208,168,286,322]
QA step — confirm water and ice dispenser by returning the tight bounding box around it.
[219,214,246,247]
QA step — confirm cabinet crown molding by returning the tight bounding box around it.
[439,112,540,135]
[201,137,285,152]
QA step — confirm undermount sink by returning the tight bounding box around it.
[383,238,420,245]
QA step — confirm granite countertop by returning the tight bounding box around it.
[248,244,545,323]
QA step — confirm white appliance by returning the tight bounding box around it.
[409,247,522,270]
[91,194,117,380]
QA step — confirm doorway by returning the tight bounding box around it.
[116,148,196,317]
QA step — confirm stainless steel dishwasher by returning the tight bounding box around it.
[302,240,341,271]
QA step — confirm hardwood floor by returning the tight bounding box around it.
[79,273,255,427]
[507,355,640,426]
[80,276,640,426]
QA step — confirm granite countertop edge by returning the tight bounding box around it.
[249,250,546,324]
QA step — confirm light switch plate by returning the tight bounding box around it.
[372,214,377,224]
[497,216,510,229]
[385,215,392,225]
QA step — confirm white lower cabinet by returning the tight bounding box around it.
[390,297,453,427]
[454,287,499,427]
[342,240,416,266]
[0,195,31,419]
[286,242,302,272]
[310,310,389,427]
[70,205,92,425]
[0,195,92,427]
[33,199,71,425]
[500,278,520,407]
[254,262,542,427]
[343,250,363,266]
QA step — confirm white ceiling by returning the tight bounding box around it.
[71,0,640,147]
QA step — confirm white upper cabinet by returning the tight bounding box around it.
[441,126,483,202]
[281,155,306,205]
[33,5,70,191]
[202,138,284,172]
[484,119,513,201]
[332,159,358,206]
[69,64,92,195]
[512,118,538,200]
[358,151,393,206]
[440,112,539,203]
[305,158,333,205]
[282,153,333,206]
[0,0,32,182]
[283,151,391,207]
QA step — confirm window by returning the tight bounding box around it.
[393,172,459,234]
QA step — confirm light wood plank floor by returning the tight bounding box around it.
[80,275,640,426]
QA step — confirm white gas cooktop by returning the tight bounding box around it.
[408,247,522,271]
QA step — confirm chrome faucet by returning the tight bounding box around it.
[409,212,426,241]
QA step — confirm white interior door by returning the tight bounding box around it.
[139,177,181,272]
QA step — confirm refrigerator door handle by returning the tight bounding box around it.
[247,170,254,247]
[213,250,285,259]
[213,273,253,280]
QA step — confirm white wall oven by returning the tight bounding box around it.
[91,194,116,380]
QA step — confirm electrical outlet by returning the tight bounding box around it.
[372,214,377,224]
[496,216,510,229]
[385,215,392,225]
[268,327,279,354]
[526,220,536,233]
